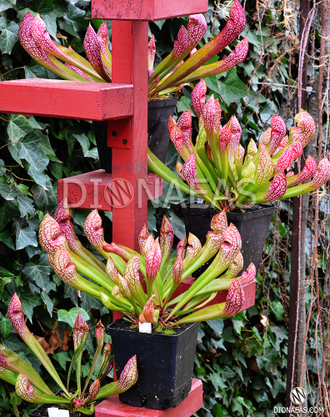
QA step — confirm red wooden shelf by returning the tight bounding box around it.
[95,378,203,417]
[0,79,133,121]
[58,170,162,211]
[92,0,208,21]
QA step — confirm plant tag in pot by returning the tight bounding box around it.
[48,408,70,417]
[139,321,152,334]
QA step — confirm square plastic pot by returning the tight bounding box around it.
[108,317,199,410]
[181,203,275,273]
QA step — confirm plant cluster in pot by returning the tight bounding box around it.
[147,80,329,272]
[0,297,137,416]
[38,199,257,409]
[18,0,248,170]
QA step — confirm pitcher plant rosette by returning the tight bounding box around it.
[0,295,137,415]
[148,80,330,210]
[18,0,248,98]
[38,200,256,330]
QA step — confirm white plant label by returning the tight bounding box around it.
[139,321,152,334]
[48,408,70,417]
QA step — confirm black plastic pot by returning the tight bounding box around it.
[181,203,275,273]
[147,97,178,164]
[108,317,199,410]
[93,97,178,173]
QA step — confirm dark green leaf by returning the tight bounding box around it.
[28,0,54,13]
[7,114,33,142]
[232,319,244,336]
[41,291,54,317]
[0,201,19,232]
[0,0,16,12]
[207,319,224,337]
[0,21,19,54]
[0,183,35,217]
[22,255,53,291]
[218,68,248,106]
[0,229,15,250]
[52,351,71,370]
[40,12,58,39]
[0,317,12,339]
[15,223,38,250]
[221,365,236,381]
[32,182,57,211]
[20,292,43,323]
[57,307,90,327]
[270,300,284,321]
[221,325,235,343]
[209,372,227,390]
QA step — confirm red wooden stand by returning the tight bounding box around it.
[95,379,203,417]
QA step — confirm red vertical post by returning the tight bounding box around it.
[111,21,149,250]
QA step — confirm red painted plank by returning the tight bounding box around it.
[95,379,203,417]
[57,170,162,211]
[111,21,149,250]
[0,79,133,121]
[92,0,208,20]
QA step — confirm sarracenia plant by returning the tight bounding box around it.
[148,80,330,210]
[19,0,248,98]
[0,295,137,415]
[39,200,256,329]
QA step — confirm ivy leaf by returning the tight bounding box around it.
[20,292,43,323]
[0,0,16,12]
[40,12,58,40]
[18,133,49,172]
[39,135,61,162]
[28,0,54,13]
[209,372,227,390]
[32,182,57,211]
[0,21,19,54]
[256,350,278,372]
[221,365,236,381]
[232,319,245,336]
[41,291,54,317]
[270,300,284,321]
[63,284,79,305]
[0,229,15,250]
[7,114,33,143]
[0,200,19,232]
[74,133,99,160]
[0,159,5,176]
[14,221,38,250]
[207,319,224,337]
[80,292,103,312]
[57,307,90,328]
[0,183,35,217]
[22,255,53,291]
[218,68,248,106]
[52,351,72,370]
[0,317,12,339]
[28,165,49,189]
[0,276,12,293]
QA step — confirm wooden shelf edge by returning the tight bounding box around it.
[92,0,208,20]
[95,379,203,417]
[0,79,133,121]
